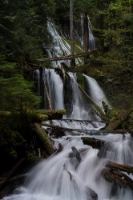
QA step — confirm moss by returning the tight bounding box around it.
[77,72,85,90]
[33,123,54,155]
[35,109,66,120]
[26,153,39,163]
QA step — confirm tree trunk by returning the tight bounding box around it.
[75,80,107,119]
[106,161,133,174]
[81,137,106,149]
[70,0,75,67]
[31,123,55,156]
[101,168,133,190]
[43,80,52,110]
[83,12,89,64]
[83,12,89,52]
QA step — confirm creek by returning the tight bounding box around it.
[2,70,133,200]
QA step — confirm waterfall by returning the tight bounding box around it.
[66,72,94,120]
[46,19,82,67]
[3,129,133,200]
[81,15,96,51]
[43,68,64,110]
[84,75,111,109]
[88,17,96,51]
[3,72,133,200]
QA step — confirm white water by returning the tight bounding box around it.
[43,68,64,110]
[67,72,91,120]
[81,15,96,51]
[46,19,82,67]
[84,75,111,109]
[88,18,96,51]
[3,126,133,200]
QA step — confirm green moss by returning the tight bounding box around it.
[35,109,66,120]
[77,72,85,90]
[26,153,39,163]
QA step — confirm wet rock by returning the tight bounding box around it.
[85,186,98,200]
[71,146,82,162]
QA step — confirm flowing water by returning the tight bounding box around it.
[66,72,90,120]
[88,18,96,51]
[43,68,64,110]
[81,15,96,51]
[46,19,82,67]
[84,75,111,109]
[2,71,133,200]
[2,73,133,200]
[2,119,133,200]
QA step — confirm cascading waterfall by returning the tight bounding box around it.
[46,19,82,67]
[84,75,111,109]
[81,15,96,51]
[88,17,96,51]
[66,72,94,120]
[43,68,64,110]
[3,120,133,200]
[35,70,110,118]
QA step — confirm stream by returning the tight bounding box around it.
[2,118,133,200]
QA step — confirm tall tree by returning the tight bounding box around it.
[70,0,75,67]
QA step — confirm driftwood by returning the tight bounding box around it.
[106,161,133,175]
[101,168,133,190]
[31,123,55,156]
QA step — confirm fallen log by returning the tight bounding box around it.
[106,161,133,175]
[43,122,101,134]
[81,137,106,149]
[43,123,128,138]
[35,51,96,62]
[67,73,107,121]
[31,123,55,156]
[43,80,52,110]
[101,168,133,190]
